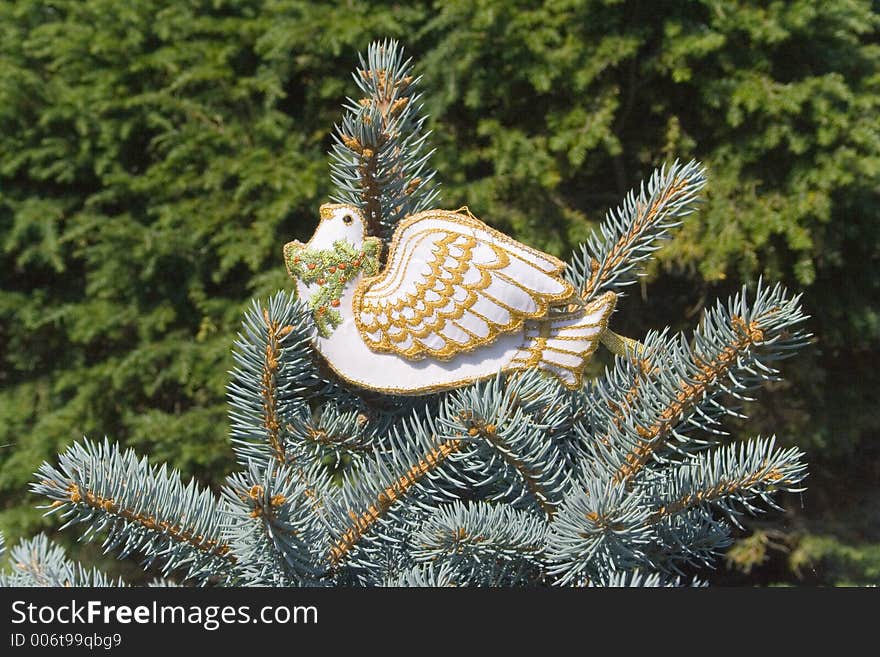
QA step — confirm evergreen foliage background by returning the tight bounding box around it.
[1,1,877,585]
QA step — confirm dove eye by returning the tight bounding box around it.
[342,214,354,225]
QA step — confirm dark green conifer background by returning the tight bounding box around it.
[2,1,877,584]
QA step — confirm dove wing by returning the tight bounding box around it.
[352,209,575,360]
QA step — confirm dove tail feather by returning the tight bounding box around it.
[508,292,618,389]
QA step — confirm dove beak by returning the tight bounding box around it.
[319,204,335,222]
[319,202,352,224]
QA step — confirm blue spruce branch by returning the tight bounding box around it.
[31,439,233,584]
[220,460,330,586]
[438,372,570,517]
[412,501,547,586]
[323,408,470,581]
[227,291,325,468]
[577,280,809,484]
[590,570,706,587]
[647,436,808,528]
[545,477,656,585]
[546,436,807,584]
[329,39,439,239]
[381,563,458,587]
[567,159,706,302]
[0,534,122,587]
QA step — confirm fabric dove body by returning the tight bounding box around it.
[285,204,617,395]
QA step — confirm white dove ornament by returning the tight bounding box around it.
[284,204,618,395]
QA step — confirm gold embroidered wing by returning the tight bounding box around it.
[352,209,576,360]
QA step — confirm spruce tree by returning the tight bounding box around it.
[0,41,811,587]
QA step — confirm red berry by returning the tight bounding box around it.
[328,266,337,273]
[330,299,340,308]
[338,262,347,270]
[317,278,326,285]
[307,262,316,270]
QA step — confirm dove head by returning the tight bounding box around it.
[306,203,367,250]
[284,203,382,338]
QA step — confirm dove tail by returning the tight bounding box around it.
[508,292,618,389]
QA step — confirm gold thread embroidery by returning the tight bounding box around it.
[510,292,618,390]
[289,204,620,394]
[352,209,576,361]
[315,291,617,395]
[544,344,589,357]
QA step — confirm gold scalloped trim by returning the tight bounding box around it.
[507,291,617,390]
[320,291,618,395]
[352,209,576,361]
